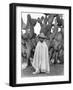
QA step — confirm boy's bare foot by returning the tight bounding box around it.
[32,71,40,74]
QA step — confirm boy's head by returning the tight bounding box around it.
[38,33,47,43]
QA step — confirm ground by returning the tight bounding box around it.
[21,64,64,77]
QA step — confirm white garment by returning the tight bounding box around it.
[32,41,50,72]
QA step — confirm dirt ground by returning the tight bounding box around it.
[21,64,64,77]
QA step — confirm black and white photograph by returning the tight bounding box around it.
[10,3,71,87]
[21,12,64,77]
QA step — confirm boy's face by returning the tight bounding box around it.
[39,38,44,43]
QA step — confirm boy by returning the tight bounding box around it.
[32,33,50,74]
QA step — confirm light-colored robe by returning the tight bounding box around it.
[32,41,50,72]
